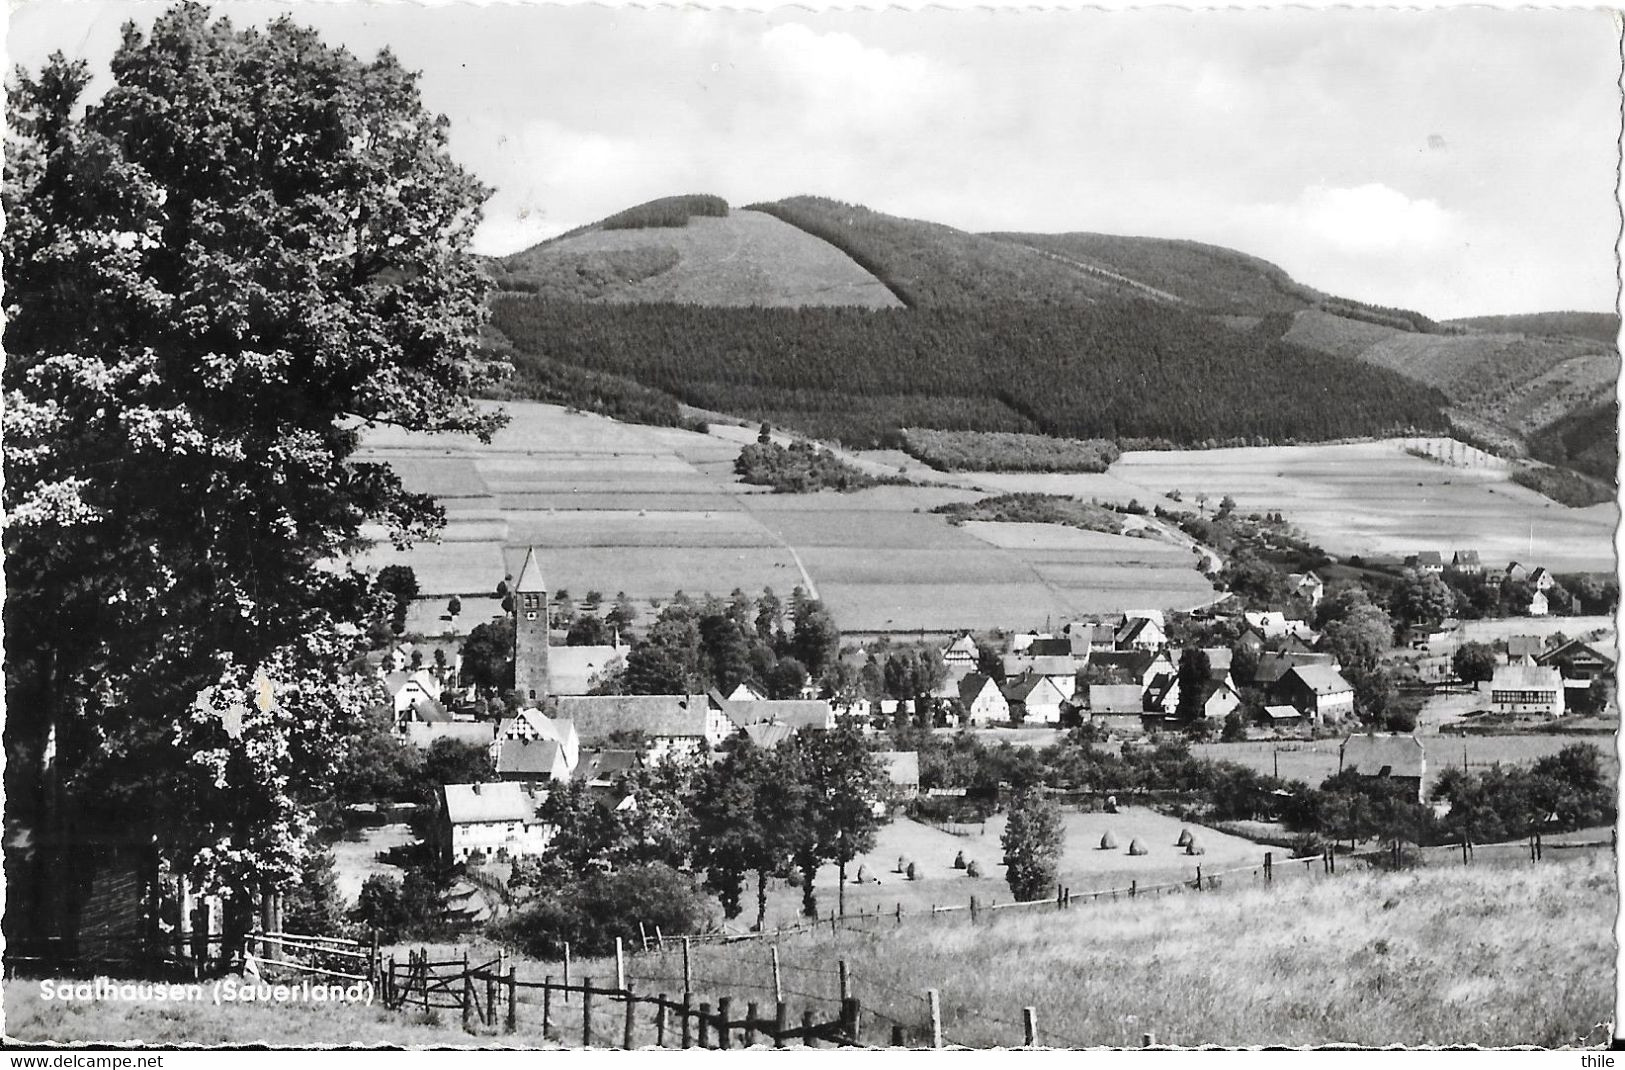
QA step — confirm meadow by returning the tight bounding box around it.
[11,852,1610,1048]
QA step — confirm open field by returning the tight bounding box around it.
[13,851,1610,1048]
[1190,731,1618,793]
[351,402,1221,634]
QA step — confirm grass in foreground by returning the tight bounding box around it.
[9,853,1611,1048]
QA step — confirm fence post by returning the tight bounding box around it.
[1535,831,1543,861]
[386,955,395,1007]
[774,1001,788,1049]
[656,926,666,952]
[1264,851,1273,883]
[1196,864,1203,891]
[970,896,979,922]
[543,977,552,1038]
[927,988,942,1048]
[506,967,516,1034]
[744,1000,758,1046]
[462,972,473,1030]
[563,942,572,1004]
[582,977,594,1048]
[1330,843,1337,874]
[1130,880,1137,899]
[1462,838,1470,865]
[682,992,695,1049]
[682,938,692,994]
[486,962,497,1027]
[803,1008,818,1048]
[698,1001,712,1049]
[717,995,732,1049]
[1056,882,1063,910]
[842,997,862,1045]
[771,945,783,1002]
[615,936,626,992]
[1143,1031,1156,1047]
[369,929,379,985]
[895,902,902,925]
[891,1024,907,1047]
[656,994,668,1047]
[623,985,637,1049]
[838,960,850,1002]
[420,950,430,1015]
[639,921,650,953]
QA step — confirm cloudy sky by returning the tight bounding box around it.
[7,2,1620,318]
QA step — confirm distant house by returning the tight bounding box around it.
[1535,639,1617,683]
[1185,679,1241,722]
[1506,635,1545,663]
[1489,664,1565,717]
[1525,591,1550,618]
[1449,550,1482,575]
[1001,651,1078,691]
[1405,551,1445,575]
[383,669,447,722]
[1003,673,1070,725]
[1085,649,1174,692]
[1144,672,1178,715]
[1527,567,1554,592]
[493,708,580,771]
[958,673,1011,726]
[1242,612,1317,644]
[941,634,981,667]
[434,782,550,864]
[553,694,731,758]
[1263,704,1306,732]
[1248,651,1339,690]
[1277,664,1356,725]
[494,738,572,785]
[1064,620,1119,655]
[1340,734,1426,802]
[710,692,835,734]
[573,748,643,789]
[1114,616,1167,651]
[1087,683,1147,715]
[1287,572,1325,606]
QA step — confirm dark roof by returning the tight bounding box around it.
[572,748,643,783]
[1002,653,1077,678]
[1536,639,1617,669]
[958,672,999,705]
[495,739,562,777]
[1341,734,1425,779]
[1087,650,1158,678]
[1026,638,1073,657]
[1452,550,1481,566]
[1251,651,1336,685]
[1283,664,1353,695]
[1115,617,1161,645]
[554,694,708,741]
[1407,551,1444,567]
[1003,673,1065,703]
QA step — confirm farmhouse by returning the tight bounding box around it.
[1535,639,1616,684]
[1488,664,1565,717]
[494,738,572,785]
[1286,571,1325,606]
[1085,649,1174,691]
[1339,733,1426,802]
[493,707,580,770]
[383,669,447,722]
[1247,651,1339,689]
[1506,635,1545,664]
[553,694,732,758]
[710,692,834,732]
[1001,649,1079,689]
[1277,664,1356,725]
[1524,591,1550,617]
[1003,672,1070,725]
[1405,551,1445,575]
[1184,679,1241,722]
[434,782,551,864]
[941,633,980,667]
[1242,612,1318,644]
[573,748,643,789]
[958,672,1011,725]
[1449,550,1482,575]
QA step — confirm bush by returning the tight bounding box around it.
[494,863,712,959]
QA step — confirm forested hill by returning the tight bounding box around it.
[482,193,1606,476]
[1445,312,1621,345]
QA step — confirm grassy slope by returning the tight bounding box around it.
[1447,311,1621,345]
[11,854,1609,1047]
[495,209,902,309]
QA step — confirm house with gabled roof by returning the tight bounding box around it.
[1506,635,1544,664]
[1340,733,1426,802]
[573,748,643,789]
[553,694,730,759]
[1535,639,1616,683]
[708,691,834,733]
[1084,649,1173,692]
[1405,551,1445,574]
[1287,572,1325,606]
[1248,651,1339,689]
[494,738,572,785]
[1277,664,1355,725]
[434,782,551,864]
[1449,550,1482,575]
[493,708,580,771]
[1489,664,1565,716]
[1003,673,1069,725]
[383,669,447,722]
[940,634,981,666]
[957,672,1010,726]
[1114,616,1167,651]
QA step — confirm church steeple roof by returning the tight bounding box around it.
[514,546,546,594]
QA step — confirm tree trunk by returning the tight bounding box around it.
[755,870,769,932]
[798,855,818,919]
[838,857,847,919]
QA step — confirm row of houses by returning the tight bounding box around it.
[1405,551,1555,588]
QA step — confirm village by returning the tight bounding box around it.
[352,537,1615,918]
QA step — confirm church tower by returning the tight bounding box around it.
[512,546,549,704]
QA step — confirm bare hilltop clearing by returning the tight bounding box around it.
[492,206,902,309]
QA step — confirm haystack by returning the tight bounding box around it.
[1103,794,1119,814]
[1185,837,1206,856]
[1099,830,1119,850]
[1176,827,1193,847]
[953,850,967,870]
[1127,837,1149,856]
[855,863,873,884]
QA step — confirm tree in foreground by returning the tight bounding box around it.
[1001,788,1064,901]
[3,2,505,957]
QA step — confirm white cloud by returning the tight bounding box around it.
[756,23,967,137]
[1291,184,1455,254]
